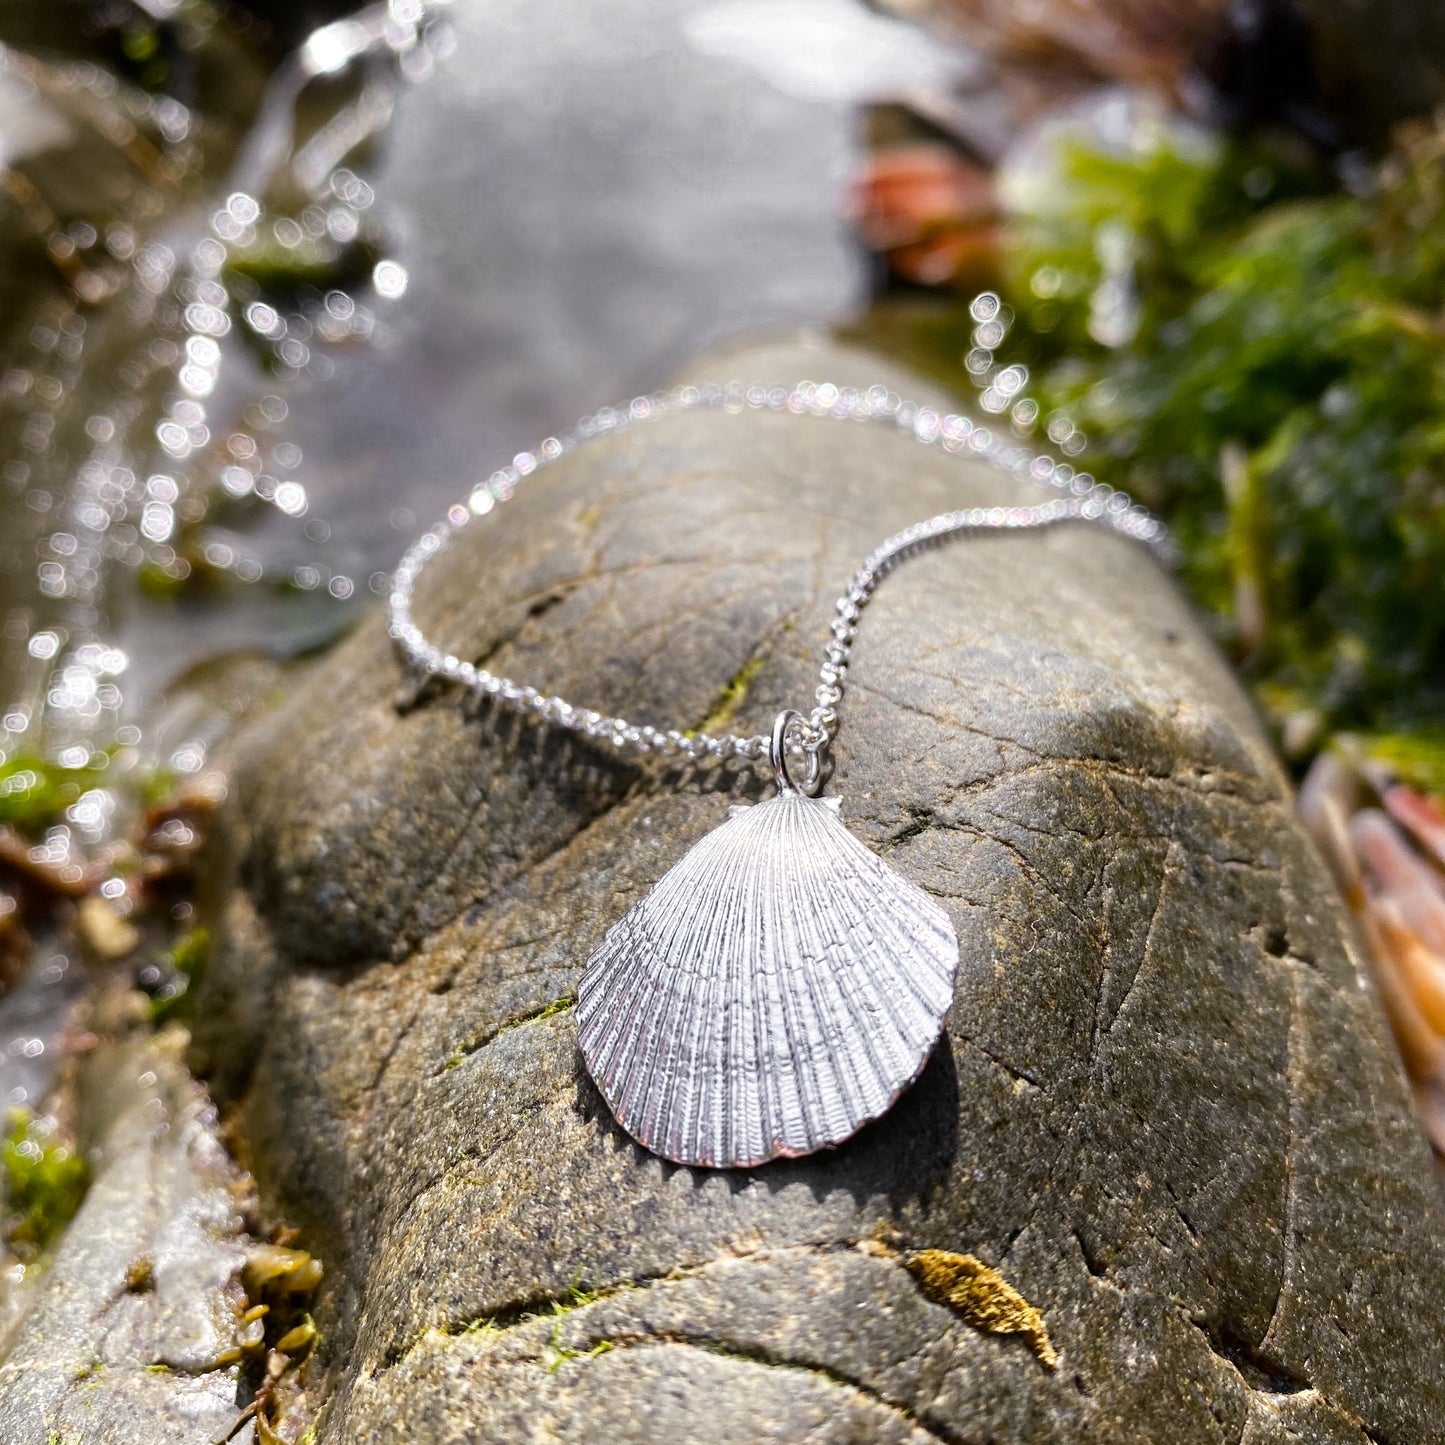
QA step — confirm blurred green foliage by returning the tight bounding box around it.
[0,751,180,840]
[3,1109,89,1256]
[148,926,211,1024]
[0,753,107,839]
[1007,124,1445,780]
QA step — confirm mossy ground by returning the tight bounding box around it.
[859,120,1445,785]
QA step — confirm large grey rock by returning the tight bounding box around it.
[0,1029,254,1445]
[192,340,1445,1443]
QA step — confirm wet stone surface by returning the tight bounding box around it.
[192,340,1445,1443]
[0,1029,253,1445]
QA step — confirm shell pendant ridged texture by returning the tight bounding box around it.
[576,792,959,1168]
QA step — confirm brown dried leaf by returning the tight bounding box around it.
[1351,809,1445,957]
[1383,784,1445,875]
[1359,904,1445,1082]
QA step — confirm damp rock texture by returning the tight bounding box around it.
[193,341,1445,1444]
[0,1029,253,1444]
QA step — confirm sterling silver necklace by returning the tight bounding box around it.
[390,378,1172,1170]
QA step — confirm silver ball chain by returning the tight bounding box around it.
[389,379,1175,781]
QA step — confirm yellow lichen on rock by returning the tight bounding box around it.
[904,1249,1058,1370]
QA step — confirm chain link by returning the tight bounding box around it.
[388,379,1175,770]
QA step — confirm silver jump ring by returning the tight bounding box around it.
[770,709,823,797]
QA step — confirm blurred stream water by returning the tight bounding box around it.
[0,0,977,1108]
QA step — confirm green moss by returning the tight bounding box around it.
[443,1281,617,1349]
[148,927,211,1024]
[553,1283,602,1312]
[3,1110,90,1256]
[691,651,768,738]
[517,995,575,1028]
[873,120,1445,775]
[0,750,181,844]
[445,996,575,1070]
[224,230,381,308]
[135,766,180,809]
[545,1323,613,1373]
[227,244,359,295]
[170,926,211,975]
[121,24,159,61]
[0,753,108,839]
[429,1303,622,1372]
[137,560,188,599]
[1350,730,1445,796]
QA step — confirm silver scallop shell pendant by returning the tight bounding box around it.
[577,711,959,1168]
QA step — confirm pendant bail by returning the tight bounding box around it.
[770,709,824,797]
